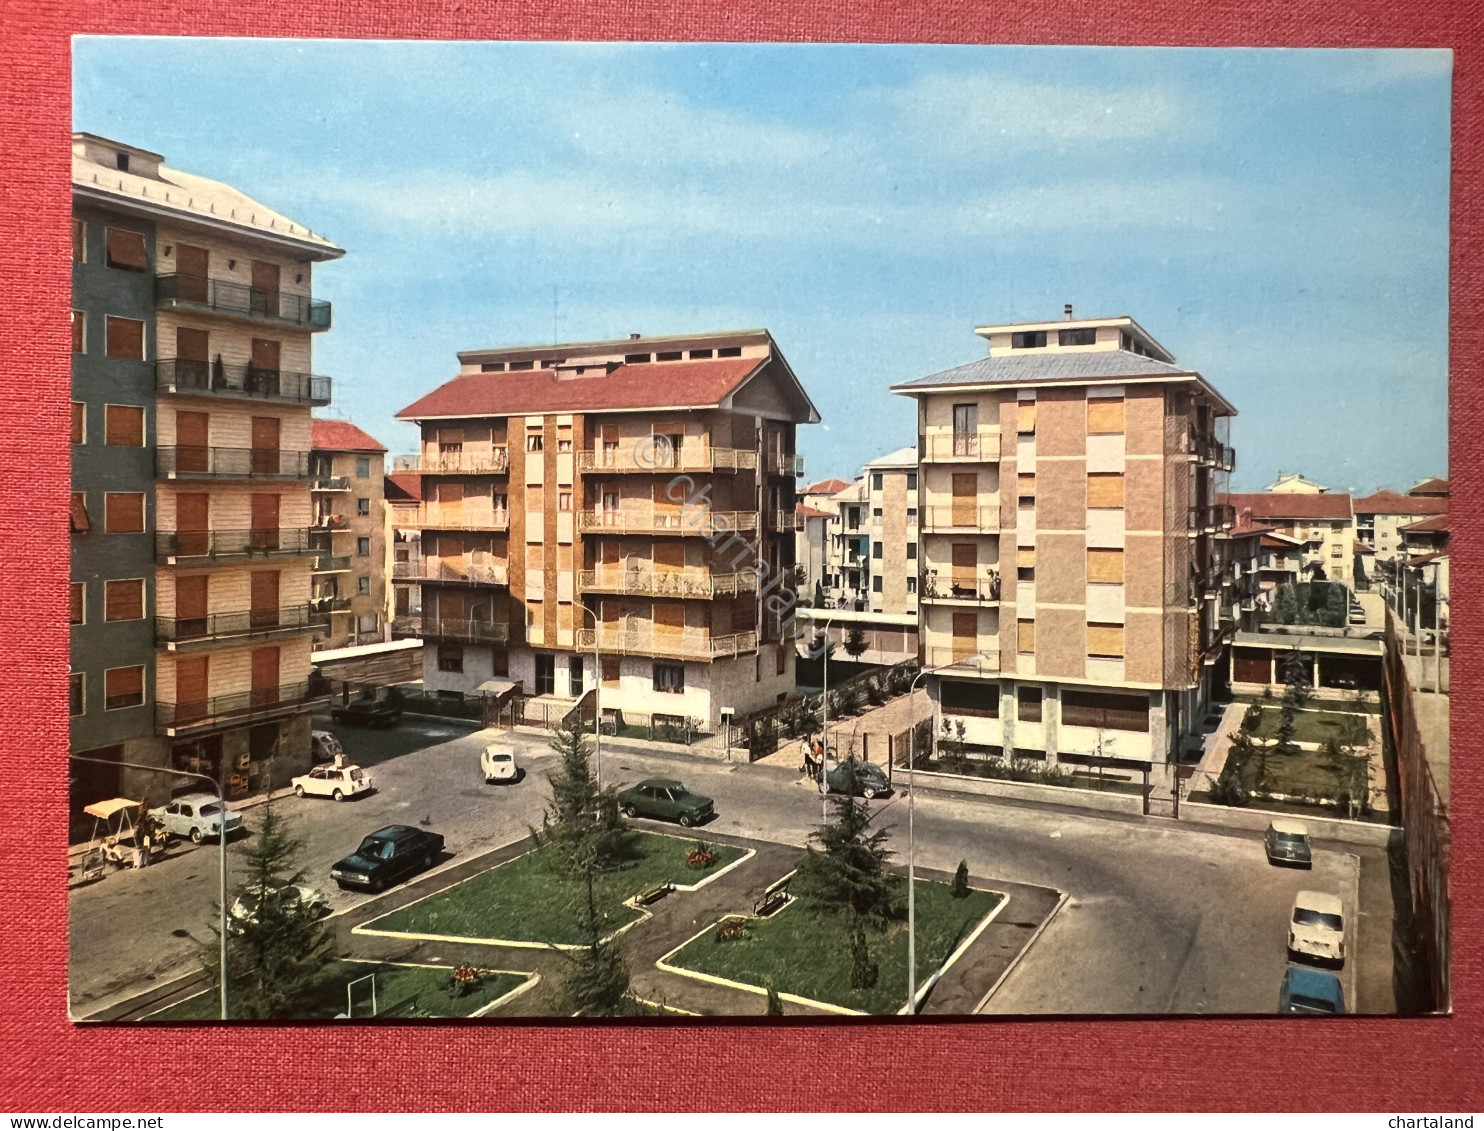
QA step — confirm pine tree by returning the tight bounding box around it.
[843,626,869,659]
[203,799,335,1020]
[764,977,784,1016]
[1274,647,1312,756]
[952,859,971,899]
[537,719,630,876]
[556,868,638,1017]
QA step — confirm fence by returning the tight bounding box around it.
[737,656,921,761]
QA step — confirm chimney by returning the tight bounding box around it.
[1063,304,1074,321]
[629,333,641,340]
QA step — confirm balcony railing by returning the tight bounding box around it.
[760,451,800,477]
[311,553,352,573]
[157,680,327,734]
[1193,438,1237,473]
[405,505,511,532]
[419,618,510,645]
[576,626,758,660]
[156,359,332,406]
[157,446,310,480]
[312,513,350,532]
[577,510,758,535]
[578,568,759,599]
[921,431,1001,462]
[395,561,509,586]
[155,273,332,331]
[919,574,1002,603]
[156,602,329,647]
[156,527,315,563]
[415,449,511,475]
[920,505,1000,532]
[309,595,353,615]
[924,646,1001,673]
[768,509,804,532]
[311,475,351,492]
[1187,503,1237,535]
[390,615,423,639]
[578,447,756,473]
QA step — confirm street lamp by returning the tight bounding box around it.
[69,754,229,1020]
[904,662,935,1016]
[577,602,603,790]
[817,614,838,822]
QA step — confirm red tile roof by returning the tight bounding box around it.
[1408,552,1447,566]
[797,505,834,519]
[1353,490,1447,516]
[1409,477,1450,497]
[801,478,853,496]
[1229,517,1277,538]
[1225,492,1353,521]
[396,357,764,419]
[1355,542,1376,555]
[1401,514,1449,534]
[384,473,422,503]
[313,419,387,452]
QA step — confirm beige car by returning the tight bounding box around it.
[1288,890,1345,965]
[292,763,372,801]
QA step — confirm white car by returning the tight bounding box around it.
[1288,890,1346,964]
[151,793,244,844]
[481,744,520,784]
[229,883,330,932]
[291,763,372,801]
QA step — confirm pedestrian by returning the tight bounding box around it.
[138,824,154,869]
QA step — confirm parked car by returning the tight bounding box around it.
[229,883,330,932]
[1288,890,1346,965]
[826,758,892,800]
[151,793,244,844]
[616,779,715,827]
[311,729,345,763]
[480,744,521,784]
[330,698,402,728]
[1264,819,1313,868]
[330,825,445,893]
[1279,965,1347,1014]
[291,763,373,802]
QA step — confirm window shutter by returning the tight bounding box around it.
[105,316,144,360]
[104,579,144,622]
[104,493,144,533]
[70,493,91,533]
[70,583,84,624]
[1087,622,1125,658]
[71,402,84,444]
[1017,619,1036,654]
[1017,402,1037,432]
[104,665,144,706]
[1017,547,1037,569]
[71,311,85,354]
[1018,472,1036,497]
[105,227,149,270]
[105,405,144,447]
[1087,548,1125,583]
[1087,473,1125,508]
[1087,397,1126,435]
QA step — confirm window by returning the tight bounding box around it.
[873,542,883,559]
[481,362,506,372]
[526,434,544,452]
[1059,327,1097,346]
[689,349,713,359]
[1087,548,1125,584]
[1011,331,1046,349]
[104,579,145,622]
[656,351,683,361]
[872,473,883,490]
[1087,622,1125,659]
[104,227,149,272]
[355,457,370,478]
[1017,566,1035,582]
[115,151,129,172]
[357,575,371,595]
[70,582,84,625]
[357,537,370,557]
[1061,689,1149,732]
[508,360,534,371]
[357,498,371,516]
[558,491,572,512]
[602,656,621,687]
[437,645,464,673]
[71,310,85,354]
[1017,619,1035,654]
[907,473,917,490]
[1331,547,1342,558]
[777,644,788,675]
[1087,472,1125,509]
[558,437,572,452]
[1017,473,1036,508]
[906,576,917,594]
[70,492,91,534]
[105,316,145,360]
[873,507,883,518]
[907,507,918,520]
[873,576,883,593]
[1017,685,1043,722]
[717,346,742,358]
[104,405,145,447]
[653,662,685,694]
[104,665,145,710]
[1087,397,1126,435]
[940,679,998,717]
[71,401,85,444]
[906,543,918,560]
[1121,331,1133,351]
[103,493,144,534]
[72,219,85,262]
[625,353,652,364]
[70,672,84,716]
[1017,401,1037,434]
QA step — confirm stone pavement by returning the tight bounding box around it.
[756,688,933,772]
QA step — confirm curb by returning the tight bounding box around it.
[971,889,1070,1014]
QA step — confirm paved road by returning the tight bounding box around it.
[70,716,1379,1018]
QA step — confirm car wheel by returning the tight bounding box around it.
[294,785,306,798]
[623,805,638,818]
[679,814,694,828]
[190,827,204,845]
[370,878,385,894]
[332,789,344,802]
[423,854,434,869]
[863,787,878,800]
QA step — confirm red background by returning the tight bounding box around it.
[2,0,1478,1112]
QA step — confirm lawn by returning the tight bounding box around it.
[362,831,746,946]
[668,879,1002,1015]
[147,960,527,1021]
[1251,708,1377,747]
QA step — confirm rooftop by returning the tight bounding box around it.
[1353,490,1447,517]
[384,472,422,503]
[1226,492,1354,522]
[801,477,854,496]
[312,419,387,453]
[1408,477,1450,497]
[864,445,918,470]
[1400,515,1449,534]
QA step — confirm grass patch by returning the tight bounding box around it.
[146,961,527,1021]
[1251,708,1378,746]
[669,880,1001,1015]
[364,831,745,946]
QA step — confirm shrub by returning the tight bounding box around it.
[835,683,862,717]
[686,842,717,870]
[865,677,886,707]
[952,860,970,899]
[1241,704,1263,734]
[716,918,748,942]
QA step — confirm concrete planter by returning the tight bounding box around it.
[907,767,1145,814]
[1181,801,1393,846]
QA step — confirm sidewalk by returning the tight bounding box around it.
[755,688,933,770]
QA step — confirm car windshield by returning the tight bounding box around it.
[199,803,221,817]
[1293,908,1343,931]
[669,786,690,798]
[493,754,511,763]
[351,769,365,781]
[358,838,388,858]
[1289,993,1338,1013]
[1274,834,1307,846]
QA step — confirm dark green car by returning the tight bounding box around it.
[616,778,715,827]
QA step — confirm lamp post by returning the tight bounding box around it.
[904,663,933,1015]
[577,603,603,790]
[817,615,837,822]
[69,755,229,1020]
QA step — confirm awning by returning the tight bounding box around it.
[84,798,142,820]
[476,679,518,697]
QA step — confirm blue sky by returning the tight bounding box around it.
[75,39,1451,494]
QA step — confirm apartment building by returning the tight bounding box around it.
[1225,490,1355,584]
[309,420,388,649]
[892,311,1238,768]
[1354,482,1448,567]
[794,476,852,603]
[385,471,424,635]
[71,133,342,806]
[394,330,818,730]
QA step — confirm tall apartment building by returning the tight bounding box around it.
[1225,489,1355,584]
[70,133,342,806]
[395,330,818,730]
[892,311,1237,767]
[385,471,424,634]
[1353,482,1448,567]
[309,420,388,649]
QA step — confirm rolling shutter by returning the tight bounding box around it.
[1087,548,1125,583]
[1087,473,1125,508]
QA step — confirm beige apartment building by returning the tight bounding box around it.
[309,420,389,650]
[892,311,1237,767]
[395,330,818,730]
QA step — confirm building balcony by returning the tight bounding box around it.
[312,513,350,532]
[920,505,1000,533]
[155,273,332,331]
[924,646,1001,674]
[576,626,758,660]
[390,615,423,639]
[309,595,353,615]
[577,509,757,535]
[921,431,1001,463]
[156,527,315,564]
[156,359,332,406]
[1193,438,1237,473]
[759,451,803,478]
[578,568,760,599]
[311,475,351,492]
[419,618,510,645]
[1187,503,1237,536]
[578,446,757,474]
[768,509,804,533]
[404,505,511,532]
[157,680,328,736]
[414,449,511,475]
[919,574,1001,604]
[395,560,509,586]
[311,553,352,573]
[157,446,311,481]
[156,602,330,649]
